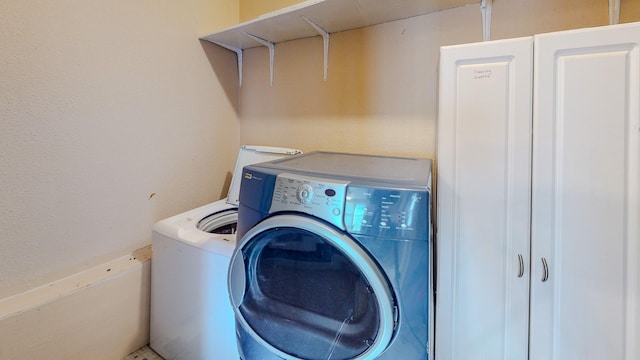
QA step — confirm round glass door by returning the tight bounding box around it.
[228,214,396,360]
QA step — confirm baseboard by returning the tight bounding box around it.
[0,246,152,360]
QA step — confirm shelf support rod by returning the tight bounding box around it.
[302,16,330,81]
[244,33,275,86]
[212,42,243,87]
[481,0,492,41]
[609,0,620,25]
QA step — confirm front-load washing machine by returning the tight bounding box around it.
[228,151,434,360]
[150,145,302,360]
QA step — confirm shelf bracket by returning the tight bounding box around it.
[244,33,275,86]
[481,0,492,41]
[212,42,243,87]
[609,0,620,25]
[302,16,330,81]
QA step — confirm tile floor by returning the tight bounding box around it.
[121,345,164,360]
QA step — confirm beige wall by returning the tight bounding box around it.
[238,0,640,158]
[1,248,152,360]
[0,0,239,299]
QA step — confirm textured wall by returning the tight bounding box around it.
[238,0,639,158]
[0,0,240,299]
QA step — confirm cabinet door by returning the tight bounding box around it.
[530,22,640,360]
[436,37,533,360]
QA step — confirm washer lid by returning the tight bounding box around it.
[227,145,302,206]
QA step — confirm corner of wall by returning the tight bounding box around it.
[0,247,152,360]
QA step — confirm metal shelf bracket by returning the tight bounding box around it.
[302,16,331,81]
[609,0,620,25]
[481,0,492,41]
[212,42,243,87]
[245,33,276,86]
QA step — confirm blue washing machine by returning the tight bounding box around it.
[227,151,433,360]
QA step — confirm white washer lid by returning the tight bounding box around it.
[226,145,302,206]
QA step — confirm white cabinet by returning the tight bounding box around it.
[436,36,533,360]
[530,23,640,360]
[436,22,640,360]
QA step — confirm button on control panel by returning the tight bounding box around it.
[270,173,350,230]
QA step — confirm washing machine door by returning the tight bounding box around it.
[228,214,396,360]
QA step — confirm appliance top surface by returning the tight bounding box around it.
[250,151,432,187]
[151,199,237,255]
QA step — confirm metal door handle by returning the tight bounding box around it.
[541,257,549,282]
[517,254,524,278]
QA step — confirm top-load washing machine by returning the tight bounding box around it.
[150,145,302,360]
[228,151,434,360]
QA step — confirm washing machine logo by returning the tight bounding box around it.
[244,172,262,181]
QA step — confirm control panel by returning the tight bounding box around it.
[270,173,350,230]
[344,185,429,240]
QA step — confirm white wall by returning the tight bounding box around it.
[0,0,240,299]
[238,0,639,158]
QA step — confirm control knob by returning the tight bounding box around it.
[296,183,315,204]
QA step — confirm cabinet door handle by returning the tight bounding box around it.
[541,257,549,282]
[517,254,524,278]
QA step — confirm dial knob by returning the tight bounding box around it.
[296,183,315,204]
